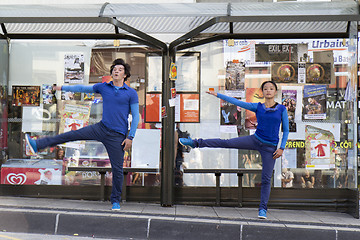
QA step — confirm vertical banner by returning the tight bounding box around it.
[305,125,335,169]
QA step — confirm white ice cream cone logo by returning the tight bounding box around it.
[6,173,26,185]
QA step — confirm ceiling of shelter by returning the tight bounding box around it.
[0,1,359,49]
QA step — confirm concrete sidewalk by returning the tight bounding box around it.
[0,196,359,239]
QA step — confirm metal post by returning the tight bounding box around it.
[215,172,221,206]
[160,46,175,206]
[237,173,243,207]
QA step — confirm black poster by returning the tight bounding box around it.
[255,44,298,62]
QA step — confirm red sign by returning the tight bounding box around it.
[1,167,62,185]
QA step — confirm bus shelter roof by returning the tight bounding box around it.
[0,1,359,50]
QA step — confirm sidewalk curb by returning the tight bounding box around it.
[0,206,359,239]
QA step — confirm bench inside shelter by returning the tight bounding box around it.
[183,168,264,207]
[67,167,158,201]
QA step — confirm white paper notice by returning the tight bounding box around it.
[183,99,199,111]
[132,129,161,168]
[22,106,43,132]
[220,125,237,134]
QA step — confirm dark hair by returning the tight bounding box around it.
[260,81,278,91]
[110,58,131,81]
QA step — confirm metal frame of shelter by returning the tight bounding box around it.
[0,1,360,216]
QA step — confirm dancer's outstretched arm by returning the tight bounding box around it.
[53,85,95,93]
[206,91,257,111]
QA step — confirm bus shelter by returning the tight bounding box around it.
[0,1,359,217]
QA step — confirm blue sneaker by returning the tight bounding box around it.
[258,209,267,219]
[112,202,121,211]
[25,134,37,156]
[179,137,195,148]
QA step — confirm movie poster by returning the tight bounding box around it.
[305,125,335,169]
[281,89,297,132]
[225,61,245,90]
[245,88,264,129]
[42,84,55,104]
[271,62,298,83]
[255,44,298,62]
[303,85,327,120]
[220,99,241,125]
[306,63,331,84]
[64,54,85,84]
[12,86,40,106]
[58,101,92,149]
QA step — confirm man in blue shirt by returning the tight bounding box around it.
[25,58,140,210]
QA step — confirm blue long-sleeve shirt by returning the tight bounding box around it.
[217,93,289,149]
[61,82,139,139]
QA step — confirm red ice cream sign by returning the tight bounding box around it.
[1,167,61,185]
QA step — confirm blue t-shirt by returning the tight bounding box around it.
[217,93,289,149]
[93,81,139,136]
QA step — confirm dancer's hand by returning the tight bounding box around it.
[206,91,217,97]
[122,138,132,152]
[53,86,62,91]
[273,148,283,159]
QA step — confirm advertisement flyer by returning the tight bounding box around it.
[306,63,331,84]
[303,85,327,120]
[1,167,62,185]
[245,88,264,129]
[255,44,298,62]
[225,61,245,90]
[12,86,40,106]
[42,84,55,104]
[64,54,85,84]
[271,62,298,83]
[58,101,92,149]
[281,89,297,132]
[305,125,335,169]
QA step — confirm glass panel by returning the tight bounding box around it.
[2,40,160,186]
[182,36,357,189]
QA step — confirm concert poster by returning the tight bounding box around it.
[12,86,40,106]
